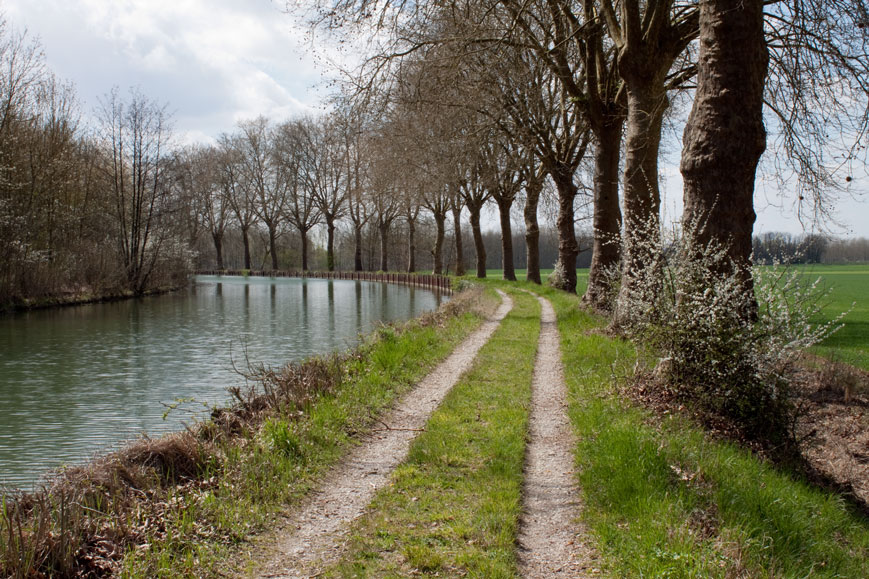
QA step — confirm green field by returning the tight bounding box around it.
[797,264,869,370]
[483,264,866,369]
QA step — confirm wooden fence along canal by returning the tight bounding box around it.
[195,270,454,295]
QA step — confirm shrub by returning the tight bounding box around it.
[613,221,845,442]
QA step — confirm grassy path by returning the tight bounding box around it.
[322,290,541,577]
[516,292,595,577]
[252,291,514,577]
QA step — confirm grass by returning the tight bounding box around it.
[323,289,540,578]
[121,293,496,577]
[798,263,869,370]
[1,289,496,578]
[542,287,869,577]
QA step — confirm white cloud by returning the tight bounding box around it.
[2,0,332,140]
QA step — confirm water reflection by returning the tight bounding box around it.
[0,276,444,490]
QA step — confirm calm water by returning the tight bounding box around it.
[0,276,445,490]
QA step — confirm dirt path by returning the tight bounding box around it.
[256,290,513,578]
[517,294,597,577]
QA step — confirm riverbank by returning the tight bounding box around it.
[3,280,867,577]
[0,286,495,577]
[0,285,183,315]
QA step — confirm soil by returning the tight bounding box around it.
[629,357,869,513]
[250,290,514,578]
[516,294,598,577]
[792,359,869,508]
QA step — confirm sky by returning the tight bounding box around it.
[2,0,868,237]
[2,0,332,143]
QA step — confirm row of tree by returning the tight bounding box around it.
[292,0,866,322]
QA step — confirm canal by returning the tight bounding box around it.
[0,276,446,490]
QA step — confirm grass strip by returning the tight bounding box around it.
[543,289,869,577]
[324,289,540,578]
[113,289,499,578]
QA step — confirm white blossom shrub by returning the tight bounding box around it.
[613,221,846,440]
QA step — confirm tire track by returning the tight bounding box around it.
[517,294,597,577]
[257,290,513,578]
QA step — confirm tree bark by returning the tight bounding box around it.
[241,224,252,270]
[613,84,669,323]
[432,213,446,275]
[452,203,466,276]
[268,224,279,270]
[583,118,624,310]
[496,196,516,281]
[407,216,417,273]
[468,203,486,278]
[300,229,309,271]
[523,179,542,285]
[326,216,336,272]
[552,171,578,293]
[354,224,363,272]
[212,232,224,270]
[379,222,389,272]
[681,0,767,318]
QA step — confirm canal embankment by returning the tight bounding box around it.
[0,285,496,578]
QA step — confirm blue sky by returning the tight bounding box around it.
[3,0,867,237]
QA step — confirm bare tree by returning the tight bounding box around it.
[276,119,322,271]
[218,133,257,270]
[299,115,347,271]
[98,87,174,294]
[237,117,291,270]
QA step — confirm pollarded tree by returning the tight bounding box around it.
[595,0,699,325]
[489,48,591,292]
[458,156,491,278]
[479,138,526,281]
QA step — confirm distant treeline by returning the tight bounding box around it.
[752,232,869,265]
[0,22,191,308]
[190,222,595,275]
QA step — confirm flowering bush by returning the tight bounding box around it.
[613,221,846,441]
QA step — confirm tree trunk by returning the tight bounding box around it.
[468,204,486,278]
[452,204,465,276]
[583,118,624,310]
[523,179,542,285]
[241,225,252,270]
[212,231,224,270]
[552,171,578,293]
[407,216,416,273]
[432,213,445,275]
[613,84,669,323]
[326,216,336,272]
[379,223,389,272]
[681,0,767,318]
[269,224,279,270]
[354,224,363,272]
[300,229,309,271]
[497,197,516,281]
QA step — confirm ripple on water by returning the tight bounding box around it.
[0,277,445,490]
